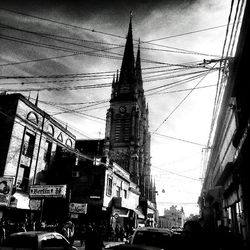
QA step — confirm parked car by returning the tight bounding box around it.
[105,244,161,250]
[1,231,77,250]
[127,227,174,250]
[171,227,183,235]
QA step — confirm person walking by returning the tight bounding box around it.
[61,221,74,245]
[85,223,104,250]
[181,220,211,250]
[79,224,86,247]
[0,220,6,246]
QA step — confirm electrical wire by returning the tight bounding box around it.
[152,65,217,133]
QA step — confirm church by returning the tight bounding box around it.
[104,15,156,221]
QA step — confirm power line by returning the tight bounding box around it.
[152,132,206,147]
[145,24,230,43]
[0,22,220,59]
[152,65,217,133]
[0,8,125,40]
[150,84,216,96]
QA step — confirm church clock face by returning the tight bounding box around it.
[119,105,127,113]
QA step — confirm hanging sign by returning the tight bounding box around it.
[69,203,88,214]
[29,185,67,198]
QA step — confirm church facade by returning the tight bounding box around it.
[104,16,157,222]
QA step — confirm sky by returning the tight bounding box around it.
[0,0,236,216]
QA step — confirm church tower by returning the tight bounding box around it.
[104,15,152,196]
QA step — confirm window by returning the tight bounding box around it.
[106,176,112,196]
[116,186,121,197]
[44,140,52,163]
[114,114,131,142]
[124,189,127,199]
[22,132,35,158]
[16,164,30,192]
[47,124,54,136]
[66,138,73,148]
[72,171,80,178]
[27,112,38,125]
[54,233,69,247]
[41,234,69,248]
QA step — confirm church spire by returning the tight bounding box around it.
[136,39,142,86]
[35,91,39,106]
[119,12,135,85]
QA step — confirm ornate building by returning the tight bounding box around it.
[104,16,156,217]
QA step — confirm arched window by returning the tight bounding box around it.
[47,124,54,137]
[66,138,73,148]
[27,112,38,125]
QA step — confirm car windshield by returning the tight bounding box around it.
[3,234,37,248]
[133,230,171,248]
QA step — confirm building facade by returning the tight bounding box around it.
[71,139,141,235]
[199,2,250,249]
[0,93,76,223]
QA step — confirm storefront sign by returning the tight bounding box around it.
[69,203,87,214]
[0,177,13,207]
[70,213,79,219]
[29,185,67,198]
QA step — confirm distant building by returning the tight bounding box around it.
[158,206,184,229]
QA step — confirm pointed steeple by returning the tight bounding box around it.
[111,73,116,99]
[136,39,142,86]
[35,91,39,106]
[119,11,135,85]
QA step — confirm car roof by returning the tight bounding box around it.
[107,244,160,250]
[10,231,49,236]
[134,227,173,233]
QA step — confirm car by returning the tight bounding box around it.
[1,231,78,250]
[128,227,174,250]
[171,227,183,235]
[105,244,161,250]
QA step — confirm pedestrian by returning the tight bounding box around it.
[61,221,75,245]
[119,226,125,242]
[79,224,86,247]
[181,220,211,250]
[115,224,120,241]
[216,224,244,250]
[0,220,6,245]
[85,223,104,250]
[67,221,75,245]
[16,222,26,233]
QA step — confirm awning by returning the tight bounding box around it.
[135,208,145,219]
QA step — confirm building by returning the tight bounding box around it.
[199,1,250,248]
[0,93,76,223]
[104,15,157,224]
[71,139,143,232]
[158,205,184,229]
